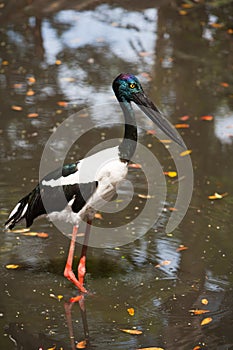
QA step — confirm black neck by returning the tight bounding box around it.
[118,100,137,162]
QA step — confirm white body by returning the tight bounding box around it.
[42,146,128,225]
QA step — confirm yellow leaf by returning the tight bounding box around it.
[201,298,209,305]
[201,317,212,326]
[10,228,30,233]
[127,308,135,316]
[180,149,192,157]
[6,264,20,269]
[163,171,177,178]
[159,139,172,144]
[2,60,9,65]
[138,194,154,199]
[179,10,187,15]
[55,60,62,65]
[208,192,228,200]
[120,329,142,335]
[47,346,56,350]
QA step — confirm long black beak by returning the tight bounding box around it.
[132,92,185,148]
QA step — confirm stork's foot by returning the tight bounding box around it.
[64,265,88,298]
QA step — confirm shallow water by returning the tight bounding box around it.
[0,1,233,349]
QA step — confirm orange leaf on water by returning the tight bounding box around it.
[36,232,49,238]
[201,317,212,326]
[120,329,142,335]
[176,245,188,252]
[200,115,213,121]
[181,3,194,8]
[127,308,135,316]
[193,346,201,350]
[220,82,229,88]
[175,123,189,129]
[179,10,187,15]
[76,340,87,348]
[189,309,210,315]
[128,163,142,169]
[11,105,23,111]
[155,260,171,268]
[201,298,209,305]
[146,129,156,135]
[27,76,36,84]
[179,115,190,121]
[159,139,172,144]
[210,23,223,28]
[27,113,39,118]
[26,89,35,96]
[136,348,164,350]
[57,101,68,107]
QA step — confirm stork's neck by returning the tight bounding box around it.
[118,99,137,162]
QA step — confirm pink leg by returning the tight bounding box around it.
[77,220,92,286]
[64,226,88,294]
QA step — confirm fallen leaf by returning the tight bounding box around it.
[27,76,36,84]
[2,60,9,65]
[11,105,23,111]
[55,59,62,65]
[27,113,39,118]
[127,308,135,316]
[36,232,49,238]
[155,260,171,268]
[193,347,201,350]
[227,29,233,34]
[200,115,213,121]
[136,348,164,350]
[210,23,223,28]
[181,3,194,8]
[146,129,156,135]
[180,150,192,156]
[138,194,154,199]
[208,192,228,200]
[220,82,229,88]
[120,329,142,335]
[6,264,20,269]
[179,10,187,15]
[128,163,142,169]
[10,228,30,233]
[176,245,188,252]
[163,171,177,178]
[94,213,103,220]
[139,51,151,57]
[26,89,35,96]
[179,115,190,121]
[47,346,56,350]
[13,83,23,89]
[57,101,68,107]
[76,340,87,349]
[50,294,63,301]
[201,298,209,305]
[189,309,210,315]
[159,139,172,144]
[201,317,212,326]
[169,207,177,212]
[175,123,189,129]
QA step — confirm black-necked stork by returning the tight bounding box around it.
[5,73,184,301]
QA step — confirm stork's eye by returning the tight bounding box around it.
[129,83,136,89]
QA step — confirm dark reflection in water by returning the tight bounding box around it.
[0,0,233,349]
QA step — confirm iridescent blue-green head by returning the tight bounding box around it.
[112,73,185,148]
[112,73,143,102]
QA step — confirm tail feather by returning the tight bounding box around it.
[5,194,30,230]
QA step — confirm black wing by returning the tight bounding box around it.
[5,163,98,230]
